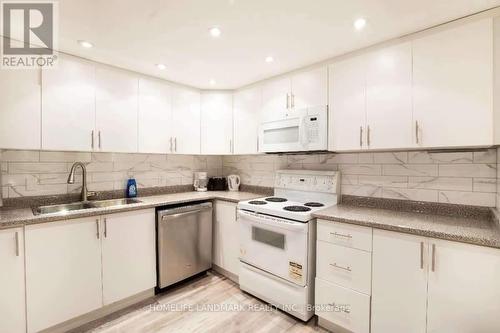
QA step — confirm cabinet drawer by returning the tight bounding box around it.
[315,278,370,333]
[317,220,373,252]
[317,241,372,295]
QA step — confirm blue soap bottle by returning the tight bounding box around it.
[126,178,137,198]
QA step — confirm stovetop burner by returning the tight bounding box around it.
[304,202,325,207]
[248,200,267,205]
[265,197,288,202]
[283,205,312,212]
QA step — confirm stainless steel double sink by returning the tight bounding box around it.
[32,198,142,216]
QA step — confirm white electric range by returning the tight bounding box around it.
[237,169,340,321]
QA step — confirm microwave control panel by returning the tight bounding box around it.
[306,116,320,143]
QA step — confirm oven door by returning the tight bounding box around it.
[238,209,309,286]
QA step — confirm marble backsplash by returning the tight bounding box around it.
[0,150,222,202]
[223,149,498,207]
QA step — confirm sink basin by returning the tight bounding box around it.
[33,198,142,216]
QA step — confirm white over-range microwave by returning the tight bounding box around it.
[258,106,328,153]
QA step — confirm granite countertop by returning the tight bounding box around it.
[313,204,500,249]
[0,191,262,230]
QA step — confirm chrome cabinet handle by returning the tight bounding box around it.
[420,242,424,269]
[169,137,173,152]
[98,131,102,149]
[431,244,436,272]
[104,218,107,238]
[174,137,177,152]
[359,126,363,147]
[415,121,420,144]
[96,219,100,239]
[330,263,352,272]
[286,93,289,109]
[367,125,371,147]
[330,231,352,239]
[15,231,19,257]
[91,130,94,149]
[257,136,259,152]
[291,94,295,108]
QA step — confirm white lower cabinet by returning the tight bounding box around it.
[25,217,103,333]
[372,229,500,333]
[101,210,156,305]
[0,228,26,333]
[213,200,239,277]
[25,209,156,332]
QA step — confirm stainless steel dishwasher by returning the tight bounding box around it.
[157,202,213,288]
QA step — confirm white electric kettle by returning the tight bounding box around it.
[227,175,241,192]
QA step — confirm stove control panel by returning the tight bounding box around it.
[274,170,340,193]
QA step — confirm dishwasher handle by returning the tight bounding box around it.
[161,207,211,221]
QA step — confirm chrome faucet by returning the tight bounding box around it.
[67,162,95,202]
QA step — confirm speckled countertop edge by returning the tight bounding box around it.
[313,205,500,249]
[0,191,263,230]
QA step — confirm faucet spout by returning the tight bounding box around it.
[68,162,91,202]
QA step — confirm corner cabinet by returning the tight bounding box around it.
[0,228,26,333]
[371,229,500,333]
[25,209,156,333]
[171,86,201,154]
[201,92,233,155]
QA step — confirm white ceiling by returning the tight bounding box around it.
[59,0,500,89]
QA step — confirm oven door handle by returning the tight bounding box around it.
[237,210,307,233]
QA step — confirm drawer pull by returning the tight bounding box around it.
[330,262,352,272]
[330,231,353,239]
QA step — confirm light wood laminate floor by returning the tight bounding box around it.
[78,271,327,333]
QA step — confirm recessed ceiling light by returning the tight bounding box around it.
[78,40,94,48]
[209,26,222,38]
[265,56,274,63]
[209,79,216,86]
[354,18,367,31]
[156,64,166,70]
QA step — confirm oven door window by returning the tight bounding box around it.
[252,226,285,250]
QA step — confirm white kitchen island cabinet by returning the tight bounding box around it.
[0,227,26,333]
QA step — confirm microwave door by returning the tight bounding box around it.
[260,117,303,153]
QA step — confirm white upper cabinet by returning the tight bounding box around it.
[365,42,413,150]
[172,86,201,154]
[95,67,139,153]
[138,77,172,154]
[0,69,41,150]
[413,18,493,148]
[42,55,96,152]
[101,209,156,305]
[426,239,500,333]
[291,67,328,110]
[25,217,103,333]
[0,228,26,333]
[201,92,233,155]
[261,77,290,122]
[233,86,261,154]
[329,56,366,151]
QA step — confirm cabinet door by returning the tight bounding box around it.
[329,57,366,151]
[42,55,96,151]
[172,86,201,154]
[201,93,233,155]
[0,69,41,150]
[213,201,239,276]
[233,86,261,154]
[138,77,172,154]
[261,77,290,122]
[426,239,500,333]
[25,218,102,333]
[101,209,156,305]
[291,66,328,109]
[366,42,413,149]
[0,228,26,333]
[96,66,138,153]
[413,18,493,148]
[371,230,428,333]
